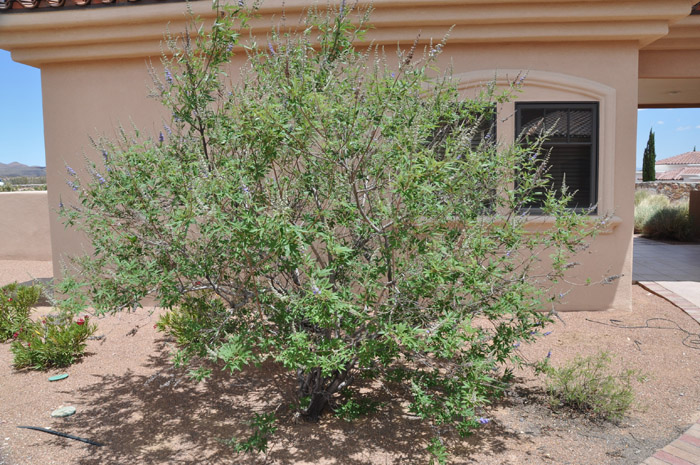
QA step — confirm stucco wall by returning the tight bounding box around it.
[42,39,638,311]
[0,191,52,261]
[7,0,696,312]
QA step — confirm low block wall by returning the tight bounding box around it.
[635,181,700,202]
[0,191,52,261]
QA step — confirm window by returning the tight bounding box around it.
[515,102,598,212]
[428,104,496,156]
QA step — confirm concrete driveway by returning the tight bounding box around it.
[633,236,700,310]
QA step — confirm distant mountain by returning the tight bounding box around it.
[0,162,46,178]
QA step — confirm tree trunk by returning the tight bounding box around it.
[297,364,354,421]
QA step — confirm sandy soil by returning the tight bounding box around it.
[0,284,699,465]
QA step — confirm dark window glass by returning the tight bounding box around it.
[516,102,598,212]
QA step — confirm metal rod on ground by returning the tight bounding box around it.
[17,426,104,447]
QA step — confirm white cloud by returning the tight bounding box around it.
[676,126,692,131]
[657,121,665,125]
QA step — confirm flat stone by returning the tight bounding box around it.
[50,406,76,418]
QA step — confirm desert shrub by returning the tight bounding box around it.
[540,351,644,421]
[634,189,651,207]
[57,3,606,461]
[634,193,670,233]
[641,202,693,241]
[0,283,41,341]
[10,313,96,370]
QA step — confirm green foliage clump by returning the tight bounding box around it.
[10,313,96,370]
[221,412,278,454]
[58,3,606,460]
[634,193,693,240]
[634,193,669,233]
[642,202,694,241]
[333,393,381,421]
[633,189,651,207]
[540,351,645,421]
[0,283,41,341]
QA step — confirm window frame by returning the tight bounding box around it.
[515,101,599,214]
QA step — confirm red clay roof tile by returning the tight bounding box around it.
[1,0,185,11]
[656,151,700,166]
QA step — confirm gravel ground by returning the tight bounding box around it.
[0,262,698,464]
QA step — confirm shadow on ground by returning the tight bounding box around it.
[37,338,532,464]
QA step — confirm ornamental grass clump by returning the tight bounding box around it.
[58,2,607,461]
[642,202,694,242]
[634,192,694,241]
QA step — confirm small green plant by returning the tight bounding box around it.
[10,313,96,370]
[222,412,278,454]
[540,351,644,421]
[427,437,450,465]
[333,394,381,421]
[0,283,41,341]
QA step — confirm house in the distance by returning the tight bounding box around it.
[655,151,700,181]
[2,0,700,313]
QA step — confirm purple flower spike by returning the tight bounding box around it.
[312,285,320,295]
[102,150,108,161]
[159,132,165,143]
[477,417,489,425]
[268,43,276,55]
[546,350,552,358]
[513,342,520,348]
[66,165,76,176]
[165,68,173,84]
[543,331,552,336]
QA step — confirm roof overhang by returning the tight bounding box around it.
[639,14,700,107]
[0,0,697,67]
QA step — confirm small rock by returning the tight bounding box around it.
[51,406,76,418]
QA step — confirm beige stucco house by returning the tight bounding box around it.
[1,0,700,312]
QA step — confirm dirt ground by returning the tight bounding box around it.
[0,284,699,465]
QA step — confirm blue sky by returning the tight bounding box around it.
[1,50,699,169]
[637,108,700,168]
[0,50,46,167]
